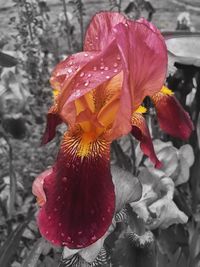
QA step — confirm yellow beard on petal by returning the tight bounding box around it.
[161,86,174,96]
[134,105,147,114]
[62,126,110,160]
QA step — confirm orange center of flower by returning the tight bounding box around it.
[62,72,123,158]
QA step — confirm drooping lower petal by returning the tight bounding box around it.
[131,112,161,168]
[151,88,194,140]
[42,110,62,144]
[37,128,115,249]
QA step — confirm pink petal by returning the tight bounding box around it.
[152,93,194,140]
[37,131,115,249]
[131,113,161,168]
[32,168,53,206]
[114,20,167,110]
[84,11,127,51]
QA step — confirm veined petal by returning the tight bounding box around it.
[84,11,127,51]
[37,128,115,249]
[50,52,98,92]
[131,112,161,168]
[114,20,167,110]
[151,88,194,140]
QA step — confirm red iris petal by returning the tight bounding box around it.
[84,11,127,51]
[131,113,161,168]
[42,112,62,145]
[37,131,115,249]
[152,94,194,140]
[114,20,167,110]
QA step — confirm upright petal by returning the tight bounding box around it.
[84,12,127,51]
[37,128,115,249]
[114,20,167,110]
[131,111,161,168]
[151,87,194,140]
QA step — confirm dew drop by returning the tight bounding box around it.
[106,76,110,79]
[61,233,65,237]
[57,196,61,201]
[107,207,111,213]
[102,216,105,221]
[48,216,51,220]
[59,222,62,227]
[95,35,98,40]
[88,73,92,78]
[67,236,72,241]
[93,66,97,71]
[62,176,67,182]
[100,66,104,70]
[104,66,109,71]
[78,231,83,235]
[117,55,121,61]
[54,208,58,212]
[91,235,96,241]
[84,53,88,57]
[67,68,72,73]
[113,69,118,73]
[113,63,118,67]
[69,61,73,66]
[84,81,89,87]
[101,71,104,74]
[80,72,85,77]
[46,231,49,234]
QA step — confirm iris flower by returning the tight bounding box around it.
[33,12,193,249]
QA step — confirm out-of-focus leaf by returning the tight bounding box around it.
[163,32,200,67]
[179,144,194,167]
[0,215,32,267]
[2,114,26,139]
[130,168,188,229]
[0,51,17,67]
[112,234,156,267]
[111,165,142,212]
[22,238,46,267]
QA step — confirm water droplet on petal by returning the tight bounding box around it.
[62,177,67,182]
[101,71,104,74]
[46,231,49,234]
[113,63,118,67]
[84,81,89,86]
[68,68,72,73]
[117,55,121,61]
[48,216,51,220]
[113,69,118,73]
[100,66,104,70]
[102,217,105,221]
[59,222,62,227]
[57,196,61,201]
[61,233,65,237]
[88,73,92,78]
[106,76,110,79]
[93,66,97,71]
[67,236,72,241]
[107,207,111,212]
[91,235,96,241]
[69,61,73,66]
[78,231,83,235]
[80,72,85,77]
[104,66,109,71]
[84,53,88,57]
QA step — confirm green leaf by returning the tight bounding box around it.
[0,51,17,67]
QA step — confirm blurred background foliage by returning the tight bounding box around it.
[0,0,200,266]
